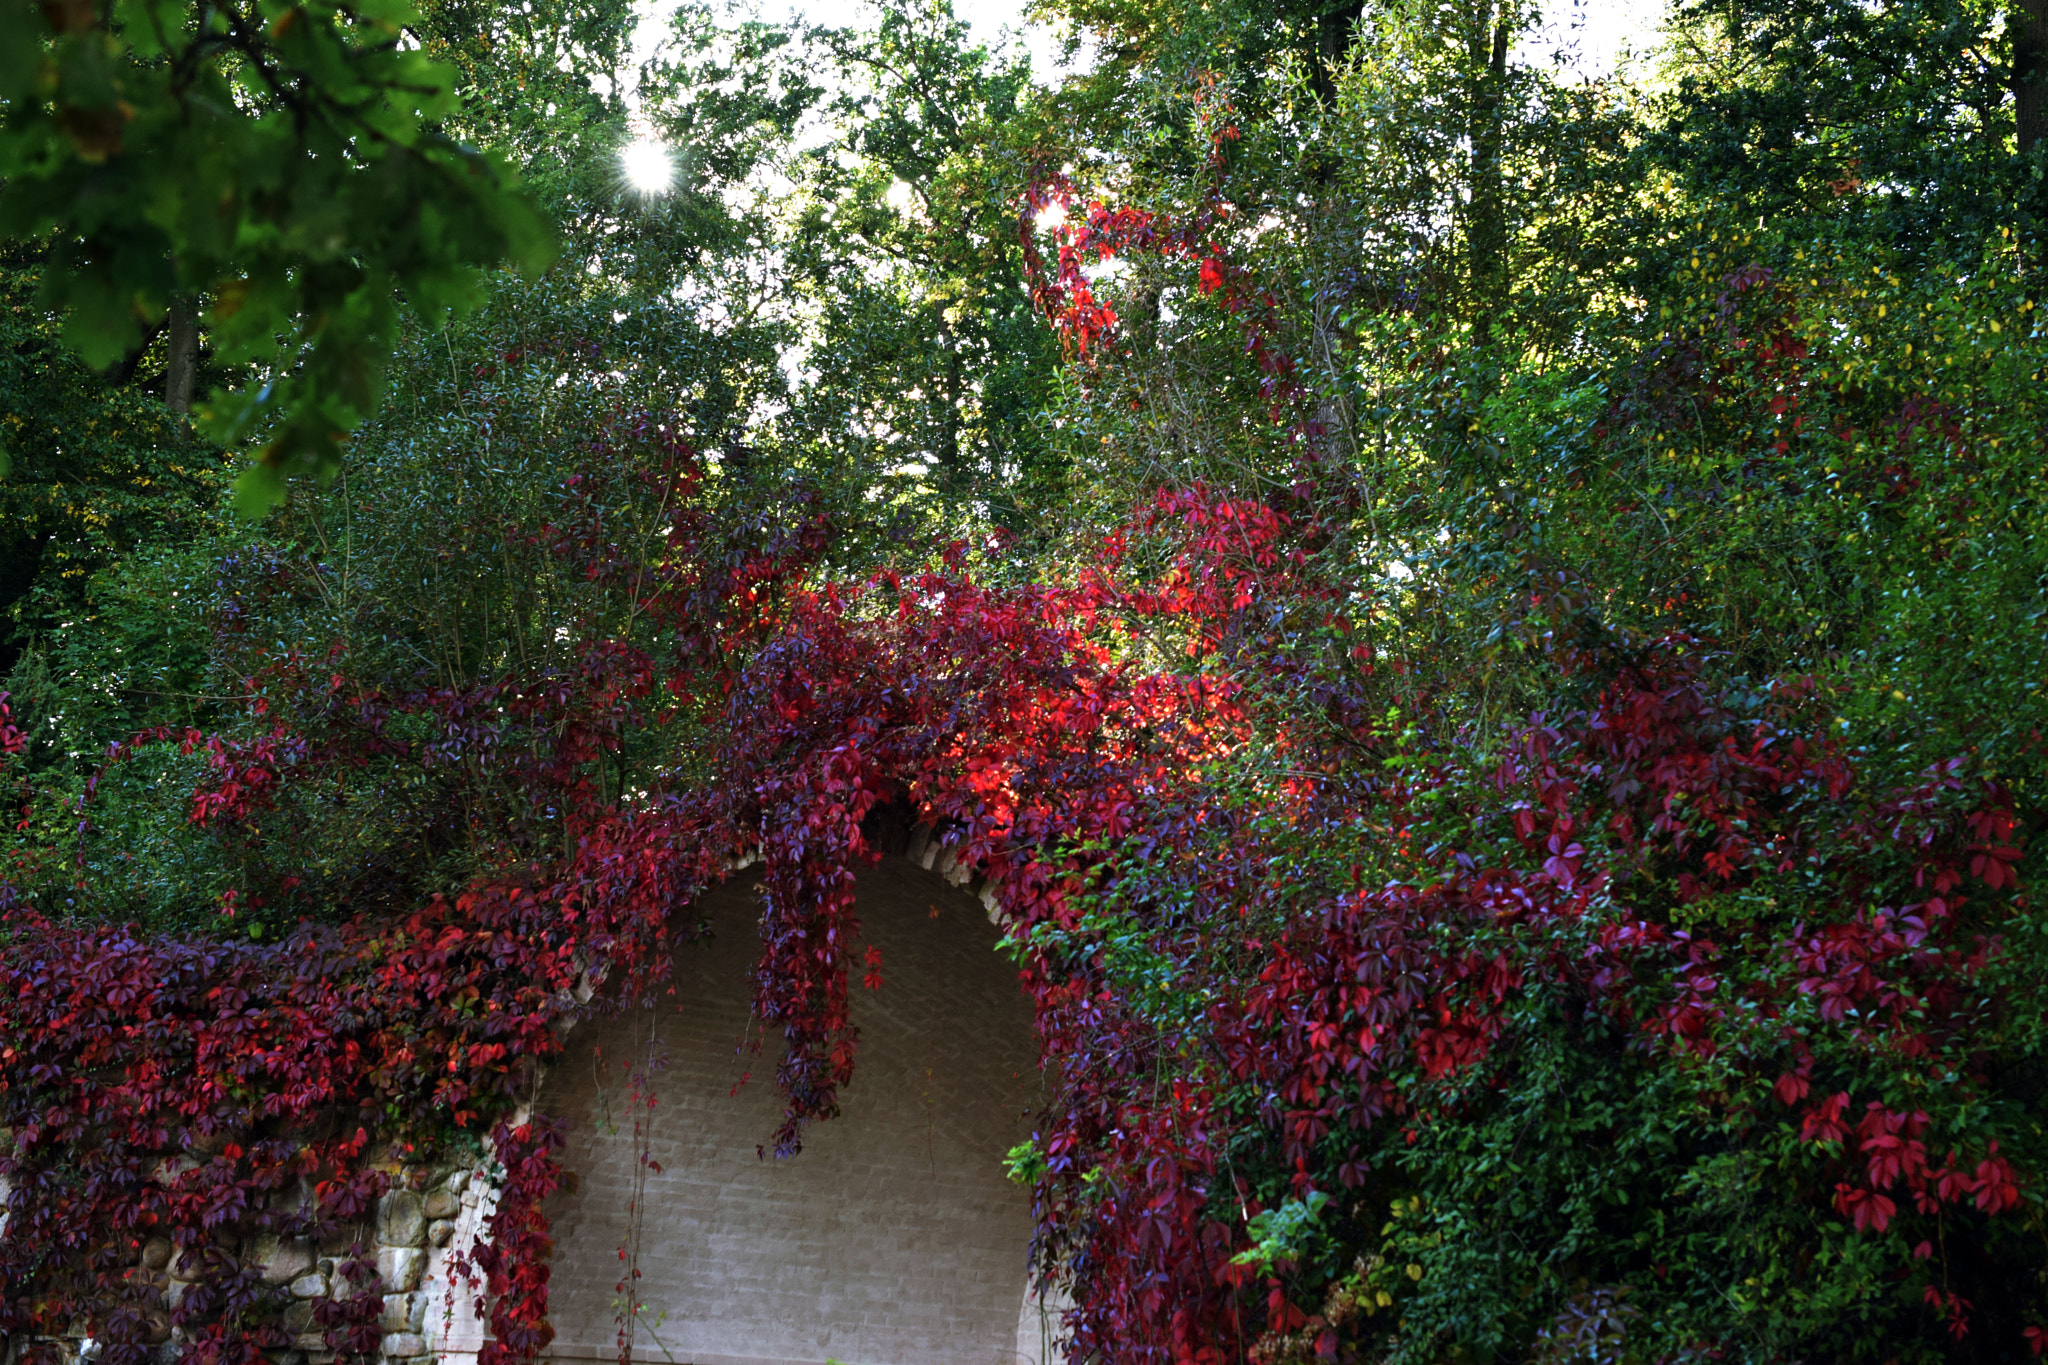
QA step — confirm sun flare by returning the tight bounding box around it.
[620,139,674,196]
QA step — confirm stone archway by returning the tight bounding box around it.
[529,856,1053,1365]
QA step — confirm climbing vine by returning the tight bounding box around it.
[2,187,2043,1365]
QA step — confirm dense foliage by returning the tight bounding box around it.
[0,0,556,512]
[3,0,2047,1361]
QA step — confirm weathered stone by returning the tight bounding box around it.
[317,1228,358,1257]
[377,1294,425,1333]
[426,1220,455,1248]
[282,1302,316,1335]
[328,1263,374,1302]
[291,1333,329,1354]
[379,1333,425,1359]
[375,1192,425,1248]
[421,1189,458,1221]
[375,1247,425,1293]
[258,1236,316,1286]
[142,1309,172,1345]
[288,1272,327,1300]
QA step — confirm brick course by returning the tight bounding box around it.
[535,860,1046,1365]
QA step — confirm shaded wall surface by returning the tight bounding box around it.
[537,860,1045,1365]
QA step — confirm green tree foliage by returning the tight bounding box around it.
[4,0,2047,1357]
[0,251,227,676]
[777,0,1063,513]
[1003,0,2047,1354]
[0,0,555,511]
[0,0,821,931]
[1649,0,2047,257]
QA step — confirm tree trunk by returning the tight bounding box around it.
[2018,0,2048,152]
[2018,0,2048,276]
[1306,0,1366,105]
[935,316,963,486]
[165,295,198,415]
[1466,0,1512,321]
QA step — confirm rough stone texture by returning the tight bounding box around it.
[377,1191,426,1248]
[166,1246,209,1283]
[289,1272,328,1299]
[375,1246,425,1294]
[380,1334,425,1359]
[412,1169,492,1363]
[259,1236,317,1286]
[426,1218,456,1247]
[140,1238,171,1271]
[380,1293,427,1333]
[536,861,1043,1365]
[422,1189,459,1221]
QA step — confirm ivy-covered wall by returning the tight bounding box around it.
[536,855,1048,1365]
[0,841,1052,1365]
[0,1156,497,1365]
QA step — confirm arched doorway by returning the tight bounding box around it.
[534,858,1050,1365]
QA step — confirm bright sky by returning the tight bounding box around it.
[782,0,1066,71]
[1521,0,1666,79]
[629,0,1667,87]
[615,0,1666,190]
[616,0,1664,189]
[625,0,1069,80]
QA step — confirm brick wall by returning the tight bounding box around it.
[529,858,1053,1365]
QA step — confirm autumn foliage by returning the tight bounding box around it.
[4,158,2046,1365]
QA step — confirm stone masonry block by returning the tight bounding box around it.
[259,1237,316,1286]
[375,1192,425,1248]
[377,1294,425,1333]
[379,1333,425,1359]
[375,1247,425,1294]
